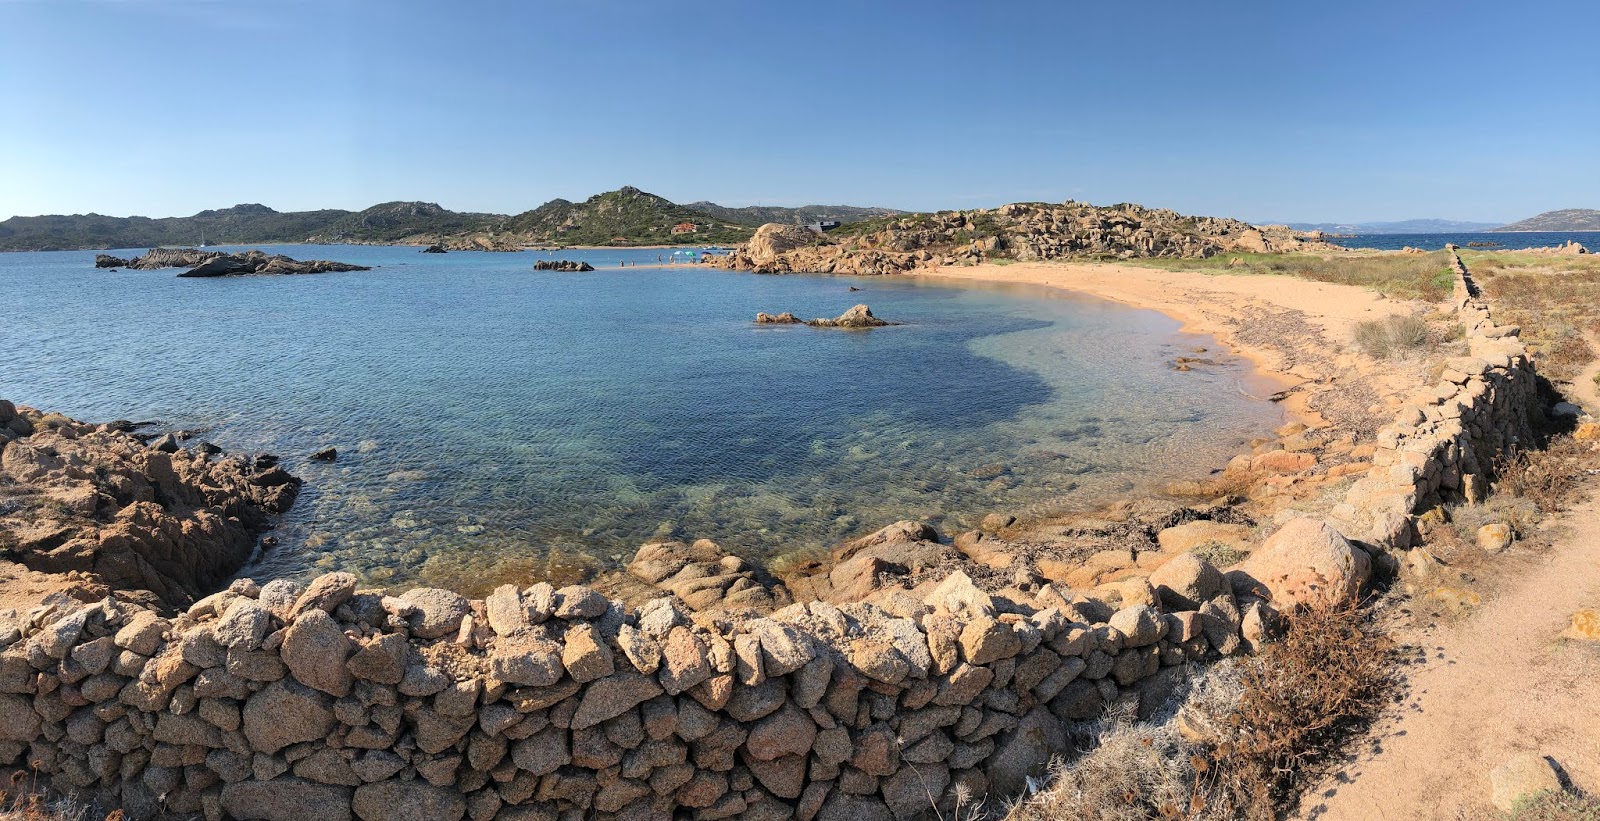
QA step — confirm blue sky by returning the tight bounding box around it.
[2,0,1596,223]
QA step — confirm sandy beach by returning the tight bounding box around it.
[916,259,1417,427]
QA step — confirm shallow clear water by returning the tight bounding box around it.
[0,244,1281,594]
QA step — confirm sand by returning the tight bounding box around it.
[916,260,1415,426]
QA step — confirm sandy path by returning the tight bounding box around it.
[1299,491,1600,819]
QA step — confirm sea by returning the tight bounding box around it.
[0,244,1283,594]
[1339,231,1600,251]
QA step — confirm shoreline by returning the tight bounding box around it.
[910,259,1414,429]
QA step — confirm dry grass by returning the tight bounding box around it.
[1354,314,1430,360]
[0,769,105,821]
[1011,600,1397,821]
[1134,251,1457,301]
[1466,252,1600,383]
[1455,790,1600,821]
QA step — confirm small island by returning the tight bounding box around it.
[756,304,897,328]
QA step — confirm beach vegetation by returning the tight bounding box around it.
[1130,250,1458,301]
[1466,252,1600,383]
[1353,314,1429,360]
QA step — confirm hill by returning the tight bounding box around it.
[0,204,353,251]
[1492,209,1600,232]
[682,202,903,227]
[1285,219,1501,234]
[500,187,753,246]
[307,201,504,243]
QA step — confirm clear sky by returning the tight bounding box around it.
[2,0,1596,223]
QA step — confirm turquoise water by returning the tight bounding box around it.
[0,245,1281,593]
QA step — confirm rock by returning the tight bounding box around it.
[561,623,615,683]
[1148,553,1230,610]
[958,616,1020,664]
[924,570,995,618]
[1565,609,1600,641]
[347,632,407,684]
[659,626,711,695]
[989,706,1068,796]
[352,780,466,821]
[806,304,897,328]
[1155,520,1251,555]
[421,245,447,254]
[0,693,41,741]
[484,585,530,636]
[1108,605,1165,647]
[746,703,817,761]
[310,447,338,462]
[1488,753,1563,812]
[532,259,595,272]
[400,588,470,639]
[755,312,804,324]
[281,610,354,696]
[571,670,665,729]
[215,598,272,651]
[1477,523,1513,553]
[615,623,661,674]
[178,250,370,278]
[1234,518,1371,607]
[95,254,131,268]
[242,678,336,753]
[489,632,563,686]
[293,572,357,616]
[220,778,353,821]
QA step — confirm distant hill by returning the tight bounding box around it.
[1285,219,1502,234]
[501,187,753,246]
[0,203,354,251]
[683,202,903,227]
[308,201,503,243]
[1492,209,1600,232]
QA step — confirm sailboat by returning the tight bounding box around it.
[199,227,211,248]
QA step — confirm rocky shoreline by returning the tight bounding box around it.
[0,401,300,612]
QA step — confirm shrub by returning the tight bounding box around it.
[1353,314,1429,360]
[1190,541,1249,568]
[1493,433,1594,514]
[1190,599,1399,819]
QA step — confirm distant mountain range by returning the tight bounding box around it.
[0,188,906,252]
[1283,219,1502,234]
[1491,209,1600,232]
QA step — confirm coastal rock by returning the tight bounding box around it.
[807,304,896,328]
[627,539,791,612]
[177,250,370,278]
[95,254,130,269]
[754,312,803,324]
[1233,518,1371,607]
[532,260,595,272]
[220,778,353,821]
[421,244,447,253]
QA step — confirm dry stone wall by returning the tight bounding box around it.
[1331,250,1541,550]
[0,559,1259,821]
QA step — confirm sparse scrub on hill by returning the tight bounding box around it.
[1353,314,1429,360]
[1011,600,1397,821]
[1136,251,1457,301]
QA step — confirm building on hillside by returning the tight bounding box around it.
[671,222,698,234]
[806,220,842,232]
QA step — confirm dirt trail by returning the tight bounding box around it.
[1300,493,1600,820]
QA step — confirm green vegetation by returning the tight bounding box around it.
[1353,314,1429,359]
[1130,250,1458,301]
[0,203,353,251]
[1499,790,1600,821]
[501,186,752,246]
[681,201,902,227]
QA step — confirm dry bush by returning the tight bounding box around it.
[1354,314,1429,360]
[0,769,104,821]
[1011,601,1395,821]
[1456,789,1600,821]
[1139,251,1456,300]
[1190,542,1249,569]
[1493,434,1595,514]
[1190,599,1399,820]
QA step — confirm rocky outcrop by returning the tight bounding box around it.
[755,305,897,328]
[95,254,130,269]
[177,251,370,278]
[709,203,1334,275]
[124,248,223,270]
[421,245,448,254]
[0,402,299,608]
[532,260,596,272]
